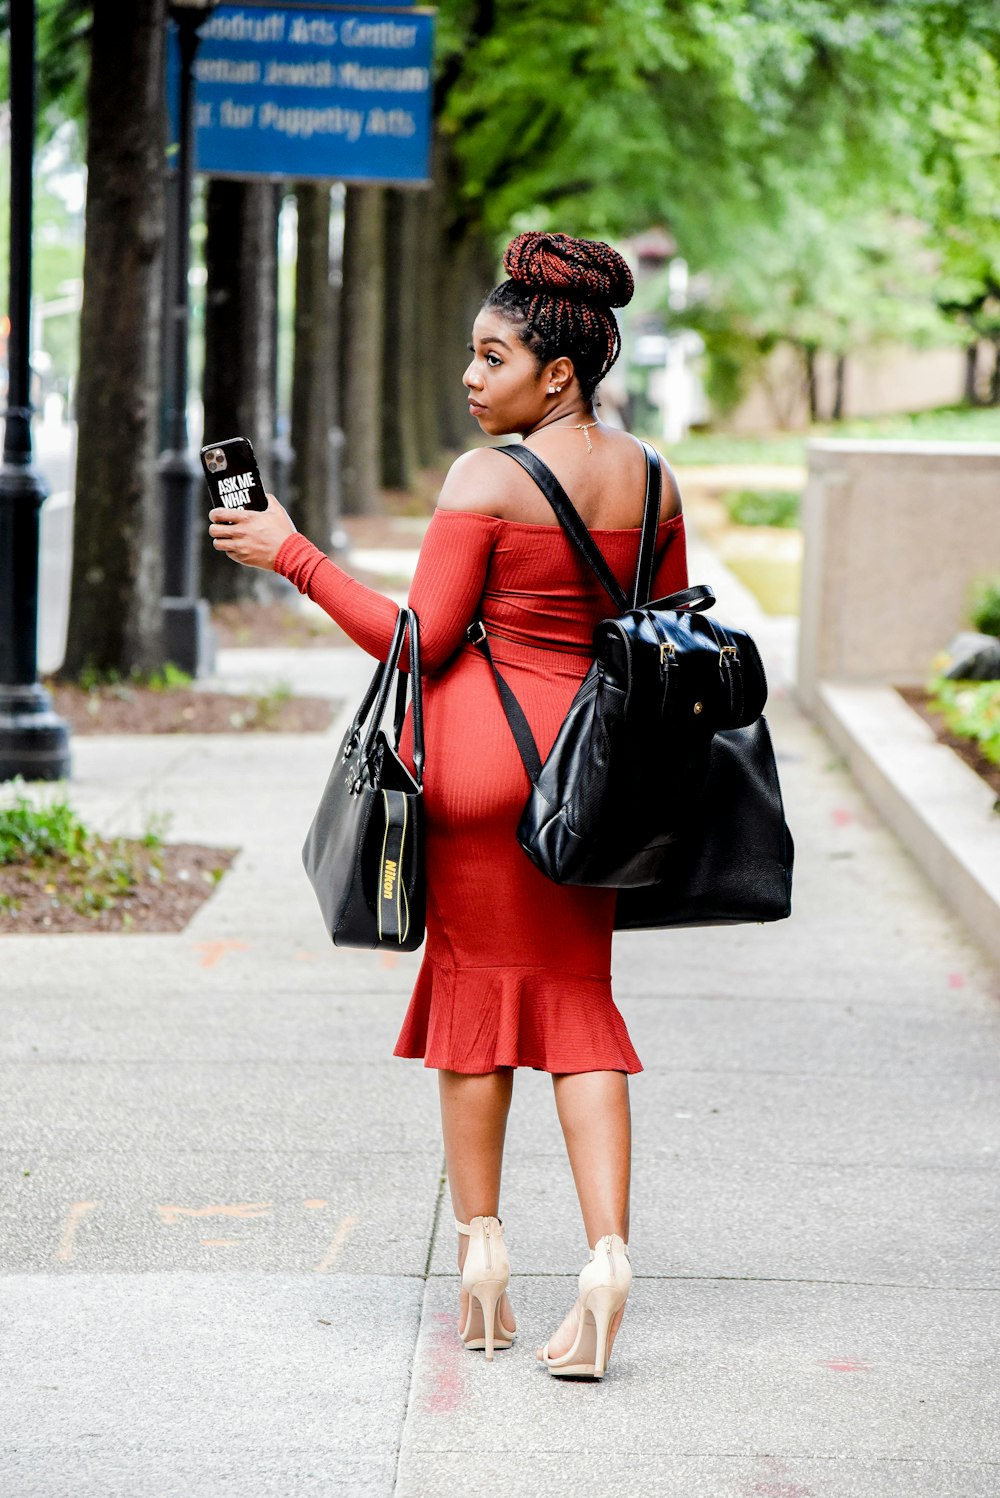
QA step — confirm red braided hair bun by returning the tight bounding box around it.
[484,232,634,397]
[503,232,634,309]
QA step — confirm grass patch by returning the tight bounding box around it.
[662,404,1000,468]
[77,662,193,693]
[721,489,801,528]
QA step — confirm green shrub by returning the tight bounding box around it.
[970,578,1000,638]
[0,791,89,866]
[722,489,801,529]
[0,786,165,918]
[928,677,1000,766]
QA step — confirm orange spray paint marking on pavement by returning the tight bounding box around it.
[293,951,319,962]
[303,1199,329,1209]
[818,1356,870,1372]
[379,952,399,970]
[748,1455,814,1498]
[195,940,249,969]
[157,1201,272,1226]
[314,1213,358,1273]
[420,1309,464,1415]
[56,1200,98,1263]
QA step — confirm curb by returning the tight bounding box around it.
[815,680,1000,968]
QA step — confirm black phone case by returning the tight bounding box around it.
[200,436,268,512]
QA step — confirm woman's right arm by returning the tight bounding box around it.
[275,506,501,674]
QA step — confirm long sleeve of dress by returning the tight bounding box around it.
[651,515,689,599]
[273,509,501,674]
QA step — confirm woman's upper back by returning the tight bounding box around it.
[437,426,682,531]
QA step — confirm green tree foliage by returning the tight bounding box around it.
[928,51,1000,396]
[0,0,91,138]
[432,1,1000,414]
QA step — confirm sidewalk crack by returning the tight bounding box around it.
[391,1154,446,1496]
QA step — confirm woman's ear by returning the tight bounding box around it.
[544,355,576,394]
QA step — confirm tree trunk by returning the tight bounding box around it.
[413,183,444,469]
[200,179,278,603]
[381,189,420,490]
[435,225,496,452]
[831,353,847,422]
[289,183,332,546]
[340,185,385,516]
[964,341,980,405]
[63,0,165,679]
[802,344,819,425]
[990,339,1000,406]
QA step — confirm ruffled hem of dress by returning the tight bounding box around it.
[393,957,642,1075]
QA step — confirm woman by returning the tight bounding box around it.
[209,231,688,1380]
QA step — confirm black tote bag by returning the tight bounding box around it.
[302,607,425,951]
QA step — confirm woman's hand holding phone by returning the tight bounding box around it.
[208,490,297,571]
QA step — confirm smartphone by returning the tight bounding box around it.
[200,436,268,512]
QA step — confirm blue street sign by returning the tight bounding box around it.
[167,4,435,184]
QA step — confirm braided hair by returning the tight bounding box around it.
[484,232,634,400]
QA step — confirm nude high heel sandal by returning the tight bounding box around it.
[456,1216,514,1360]
[540,1234,632,1380]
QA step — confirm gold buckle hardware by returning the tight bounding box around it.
[659,641,675,663]
[719,645,738,664]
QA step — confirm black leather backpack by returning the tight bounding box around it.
[466,440,771,890]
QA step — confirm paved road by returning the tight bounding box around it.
[2,540,998,1495]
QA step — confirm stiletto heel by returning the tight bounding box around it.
[455,1216,515,1358]
[540,1233,631,1380]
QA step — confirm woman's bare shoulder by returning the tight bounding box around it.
[434,447,515,518]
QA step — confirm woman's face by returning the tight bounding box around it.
[463,309,556,437]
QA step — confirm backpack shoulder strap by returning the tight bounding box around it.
[633,439,662,609]
[496,440,665,611]
[495,445,628,612]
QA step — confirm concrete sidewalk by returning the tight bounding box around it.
[2,543,999,1497]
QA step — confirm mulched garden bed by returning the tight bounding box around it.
[211,599,348,649]
[896,685,1000,799]
[0,841,237,933]
[45,680,337,735]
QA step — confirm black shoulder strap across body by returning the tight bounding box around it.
[467,440,716,789]
[465,438,768,891]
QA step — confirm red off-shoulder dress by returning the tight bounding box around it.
[275,500,688,1076]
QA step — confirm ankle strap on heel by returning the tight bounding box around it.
[454,1215,503,1235]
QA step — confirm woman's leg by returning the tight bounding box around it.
[553,1069,631,1242]
[438,1067,516,1333]
[541,1069,631,1359]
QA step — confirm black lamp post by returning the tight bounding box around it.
[0,0,71,782]
[158,0,218,675]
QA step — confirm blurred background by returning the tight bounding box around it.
[2,0,999,682]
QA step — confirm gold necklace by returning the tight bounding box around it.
[573,420,600,454]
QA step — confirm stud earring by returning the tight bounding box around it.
[548,384,562,395]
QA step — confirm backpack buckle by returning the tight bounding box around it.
[466,620,487,645]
